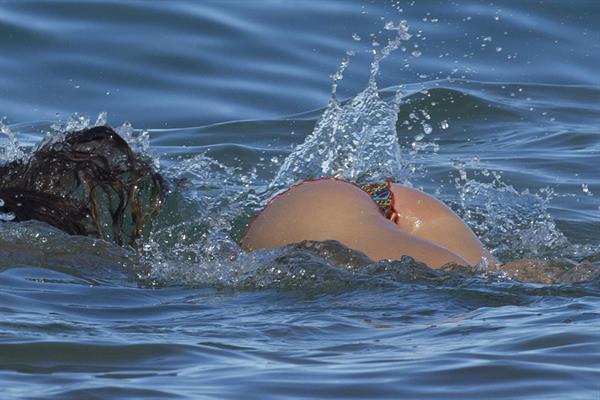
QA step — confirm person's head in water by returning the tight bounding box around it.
[0,126,165,247]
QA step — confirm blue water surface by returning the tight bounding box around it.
[0,1,599,399]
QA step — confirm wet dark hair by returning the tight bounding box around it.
[0,126,165,247]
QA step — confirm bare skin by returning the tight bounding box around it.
[242,178,491,268]
[389,184,491,266]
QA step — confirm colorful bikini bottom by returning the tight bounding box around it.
[360,181,399,224]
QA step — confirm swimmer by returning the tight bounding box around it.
[241,178,491,268]
[0,126,487,267]
[2,126,593,282]
[0,126,600,284]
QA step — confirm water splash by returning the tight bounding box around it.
[0,211,16,222]
[0,175,14,222]
[115,121,154,161]
[49,112,92,133]
[141,152,264,279]
[95,111,108,127]
[41,112,97,151]
[456,180,568,260]
[42,112,159,171]
[0,118,25,164]
[446,161,599,262]
[272,21,412,188]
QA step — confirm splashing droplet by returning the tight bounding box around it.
[0,119,25,163]
[582,183,593,196]
[0,211,15,222]
[272,20,412,187]
[95,111,108,127]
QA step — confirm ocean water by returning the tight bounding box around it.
[1,1,600,399]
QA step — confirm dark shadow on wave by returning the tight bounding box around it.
[248,240,600,290]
